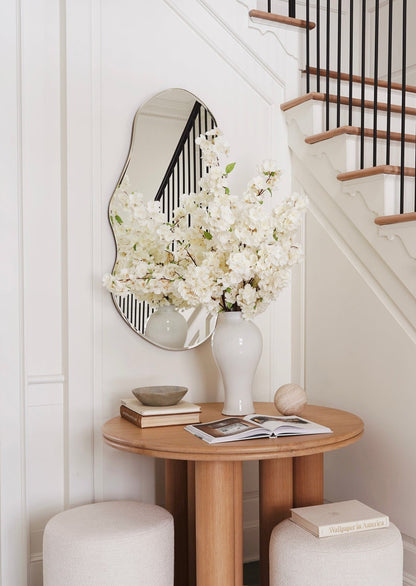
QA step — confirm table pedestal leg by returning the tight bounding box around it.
[195,461,243,586]
[259,458,293,586]
[165,460,196,586]
[293,453,324,507]
[187,462,196,586]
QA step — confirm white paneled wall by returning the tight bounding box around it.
[2,0,305,583]
[7,1,414,583]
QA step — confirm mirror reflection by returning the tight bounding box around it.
[108,88,217,350]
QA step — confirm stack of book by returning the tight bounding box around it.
[120,397,201,428]
[290,500,389,538]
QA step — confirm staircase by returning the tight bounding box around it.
[250,2,416,330]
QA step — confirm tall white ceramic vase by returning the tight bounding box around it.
[145,305,187,349]
[211,311,262,416]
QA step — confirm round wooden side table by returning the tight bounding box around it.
[103,402,364,586]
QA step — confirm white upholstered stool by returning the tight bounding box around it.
[43,501,174,586]
[270,518,403,586]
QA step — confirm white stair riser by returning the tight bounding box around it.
[340,173,415,216]
[310,133,416,172]
[303,74,416,108]
[285,99,416,136]
[327,103,416,134]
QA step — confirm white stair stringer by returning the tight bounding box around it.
[286,117,416,334]
[292,153,416,338]
[289,110,416,258]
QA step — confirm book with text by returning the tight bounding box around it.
[185,413,332,444]
[120,405,201,428]
[290,500,389,537]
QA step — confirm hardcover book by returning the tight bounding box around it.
[185,413,332,444]
[120,405,201,428]
[121,397,201,416]
[290,500,389,537]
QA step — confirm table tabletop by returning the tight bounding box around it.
[102,402,364,461]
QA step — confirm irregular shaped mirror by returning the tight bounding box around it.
[108,89,217,350]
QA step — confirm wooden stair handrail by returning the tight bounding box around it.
[374,212,416,225]
[249,10,315,30]
[303,67,416,94]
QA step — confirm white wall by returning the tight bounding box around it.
[2,0,302,583]
[301,207,416,582]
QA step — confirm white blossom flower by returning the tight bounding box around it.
[103,132,307,318]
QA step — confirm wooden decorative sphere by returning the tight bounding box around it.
[274,383,307,415]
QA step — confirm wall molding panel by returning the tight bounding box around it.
[1,0,28,583]
[8,0,416,583]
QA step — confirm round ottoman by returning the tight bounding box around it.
[43,501,174,586]
[270,518,403,586]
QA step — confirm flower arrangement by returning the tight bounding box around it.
[104,129,307,319]
[103,178,191,309]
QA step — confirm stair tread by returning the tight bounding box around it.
[306,126,416,144]
[249,10,315,30]
[337,166,416,181]
[281,92,416,116]
[375,212,416,226]
[303,67,416,94]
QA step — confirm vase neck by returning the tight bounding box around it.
[157,304,176,313]
[217,311,243,322]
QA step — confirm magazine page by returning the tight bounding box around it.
[185,417,270,443]
[243,414,332,436]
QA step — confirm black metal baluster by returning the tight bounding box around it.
[176,159,180,207]
[400,0,407,213]
[348,0,353,126]
[268,0,271,13]
[138,300,142,334]
[337,0,342,128]
[182,147,185,204]
[373,0,379,167]
[317,0,321,92]
[289,0,296,18]
[325,0,331,131]
[360,0,366,169]
[127,294,131,324]
[386,0,393,165]
[187,137,191,195]
[193,123,197,193]
[306,0,310,93]
[198,108,202,184]
[141,302,146,335]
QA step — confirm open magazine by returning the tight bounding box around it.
[185,414,332,444]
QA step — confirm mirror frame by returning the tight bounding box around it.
[108,88,218,350]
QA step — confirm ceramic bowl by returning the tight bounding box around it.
[132,386,188,406]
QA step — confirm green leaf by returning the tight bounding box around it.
[203,230,213,240]
[110,215,114,225]
[273,229,278,241]
[224,187,230,195]
[115,215,123,225]
[267,187,272,195]
[225,162,236,174]
[226,302,234,310]
[225,287,231,294]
